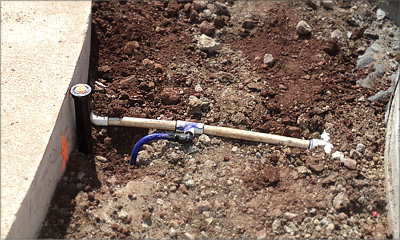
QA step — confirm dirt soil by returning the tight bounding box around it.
[40,0,398,239]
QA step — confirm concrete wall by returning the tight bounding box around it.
[379,1,400,238]
[0,2,92,238]
[385,66,400,239]
[377,1,400,26]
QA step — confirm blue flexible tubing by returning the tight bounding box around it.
[130,133,169,165]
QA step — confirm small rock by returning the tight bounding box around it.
[187,146,198,154]
[184,232,195,240]
[122,228,130,236]
[343,157,357,169]
[213,2,230,16]
[356,46,366,54]
[364,29,379,39]
[321,0,334,9]
[331,29,343,40]
[284,126,301,138]
[213,15,228,28]
[158,170,166,177]
[310,164,324,173]
[128,193,137,200]
[349,149,361,159]
[231,112,247,125]
[332,151,344,161]
[272,219,281,230]
[142,211,152,220]
[203,9,215,22]
[76,183,83,189]
[284,212,298,219]
[199,134,211,145]
[169,228,177,238]
[296,166,311,175]
[376,9,385,20]
[123,41,140,55]
[184,179,196,187]
[242,19,254,29]
[305,0,319,10]
[333,192,350,211]
[197,34,220,54]
[157,199,164,206]
[263,53,274,67]
[142,58,153,66]
[183,3,192,14]
[77,172,85,180]
[256,229,267,239]
[188,95,203,113]
[321,218,330,225]
[155,26,166,34]
[205,218,213,225]
[326,223,335,234]
[189,10,199,23]
[232,146,238,152]
[356,143,366,154]
[284,222,298,234]
[322,39,340,55]
[197,200,211,211]
[160,88,180,105]
[154,63,163,73]
[200,21,216,36]
[122,216,132,224]
[95,155,108,163]
[195,84,203,92]
[111,223,119,230]
[193,1,207,12]
[338,212,348,220]
[296,20,312,35]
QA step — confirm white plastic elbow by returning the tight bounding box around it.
[90,112,108,126]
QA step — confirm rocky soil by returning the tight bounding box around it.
[40,0,399,239]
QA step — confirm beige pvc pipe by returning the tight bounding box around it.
[104,116,310,149]
[204,125,310,149]
[108,117,176,131]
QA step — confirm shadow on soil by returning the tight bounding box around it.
[38,150,101,238]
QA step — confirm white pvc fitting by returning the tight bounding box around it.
[90,112,108,126]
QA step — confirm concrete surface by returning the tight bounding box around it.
[379,1,400,238]
[385,66,400,239]
[377,0,400,26]
[1,2,92,238]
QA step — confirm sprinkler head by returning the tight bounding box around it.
[70,83,92,154]
[70,83,91,98]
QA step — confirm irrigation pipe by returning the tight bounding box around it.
[71,84,332,166]
[91,113,313,149]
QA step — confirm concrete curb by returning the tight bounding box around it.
[1,2,92,238]
[385,65,400,239]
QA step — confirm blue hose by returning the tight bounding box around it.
[130,133,169,165]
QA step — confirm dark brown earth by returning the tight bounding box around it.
[40,1,396,239]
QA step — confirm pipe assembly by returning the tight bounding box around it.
[71,83,332,165]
